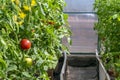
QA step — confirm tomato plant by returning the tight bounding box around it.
[0,0,70,79]
[94,0,120,79]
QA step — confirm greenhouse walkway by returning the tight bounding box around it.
[60,0,100,80]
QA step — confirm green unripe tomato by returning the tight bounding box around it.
[24,57,33,66]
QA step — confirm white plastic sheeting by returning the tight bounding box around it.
[62,14,98,53]
[62,0,97,53]
[64,0,95,12]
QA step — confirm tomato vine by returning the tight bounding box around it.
[0,0,70,79]
[94,0,120,79]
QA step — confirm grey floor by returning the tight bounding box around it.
[67,66,98,80]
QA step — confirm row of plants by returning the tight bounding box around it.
[0,0,70,79]
[94,0,120,79]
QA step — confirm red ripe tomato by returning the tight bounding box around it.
[20,39,31,50]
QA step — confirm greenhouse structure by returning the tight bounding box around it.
[0,0,120,80]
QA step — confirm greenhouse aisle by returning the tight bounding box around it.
[63,0,98,53]
[61,0,99,80]
[63,14,98,53]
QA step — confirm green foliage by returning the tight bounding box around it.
[0,0,70,79]
[94,0,120,79]
[102,52,120,78]
[94,0,120,52]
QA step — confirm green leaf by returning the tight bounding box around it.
[112,14,118,19]
[115,63,120,67]
[0,58,6,69]
[0,37,6,46]
[0,71,5,78]
[22,72,31,78]
[7,65,17,72]
[38,2,45,16]
[44,66,48,71]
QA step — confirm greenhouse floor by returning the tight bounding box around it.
[66,55,98,80]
